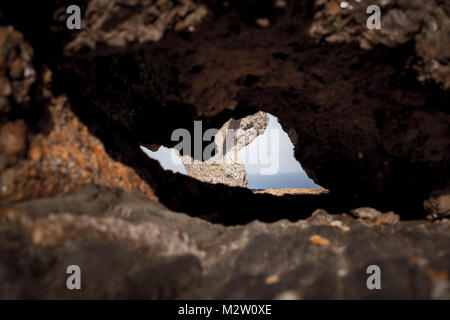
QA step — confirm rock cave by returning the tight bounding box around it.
[0,0,449,299]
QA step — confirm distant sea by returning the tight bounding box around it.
[247,171,319,190]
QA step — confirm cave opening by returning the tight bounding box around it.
[240,113,319,190]
[140,145,187,175]
[141,113,320,191]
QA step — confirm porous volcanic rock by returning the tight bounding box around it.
[63,0,209,51]
[0,185,448,299]
[0,0,449,301]
[8,0,443,217]
[0,0,448,218]
[310,0,450,88]
[0,27,156,204]
[179,111,269,187]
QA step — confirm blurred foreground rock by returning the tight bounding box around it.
[0,185,448,299]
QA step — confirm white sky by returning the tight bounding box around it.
[240,114,304,174]
[141,145,187,174]
[141,114,305,176]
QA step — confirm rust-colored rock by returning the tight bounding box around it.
[0,26,156,204]
[0,119,27,170]
[0,90,157,203]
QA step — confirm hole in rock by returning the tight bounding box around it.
[140,145,187,175]
[241,114,319,190]
[141,113,320,191]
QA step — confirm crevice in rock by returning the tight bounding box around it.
[242,113,320,190]
[1,0,449,224]
[48,39,445,222]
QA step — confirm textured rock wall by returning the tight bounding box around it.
[0,0,449,299]
[0,0,449,217]
[0,26,156,204]
[310,0,450,87]
[0,186,448,299]
[28,0,448,217]
[180,111,269,187]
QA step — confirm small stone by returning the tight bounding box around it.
[29,146,42,161]
[309,235,330,247]
[275,290,300,300]
[31,227,43,245]
[265,274,279,285]
[424,186,450,219]
[351,207,400,225]
[256,18,270,28]
[275,0,287,8]
[331,220,350,232]
[351,207,381,220]
[340,2,349,9]
[0,120,27,154]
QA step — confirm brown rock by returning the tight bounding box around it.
[180,111,269,187]
[309,235,330,247]
[425,184,450,220]
[62,0,209,53]
[351,207,400,226]
[0,120,26,154]
[0,26,35,114]
[0,185,448,299]
[0,21,161,204]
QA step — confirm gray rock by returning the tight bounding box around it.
[0,185,448,299]
[180,111,269,187]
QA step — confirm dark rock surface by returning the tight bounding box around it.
[0,0,448,299]
[19,0,447,217]
[0,1,448,218]
[0,185,448,299]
